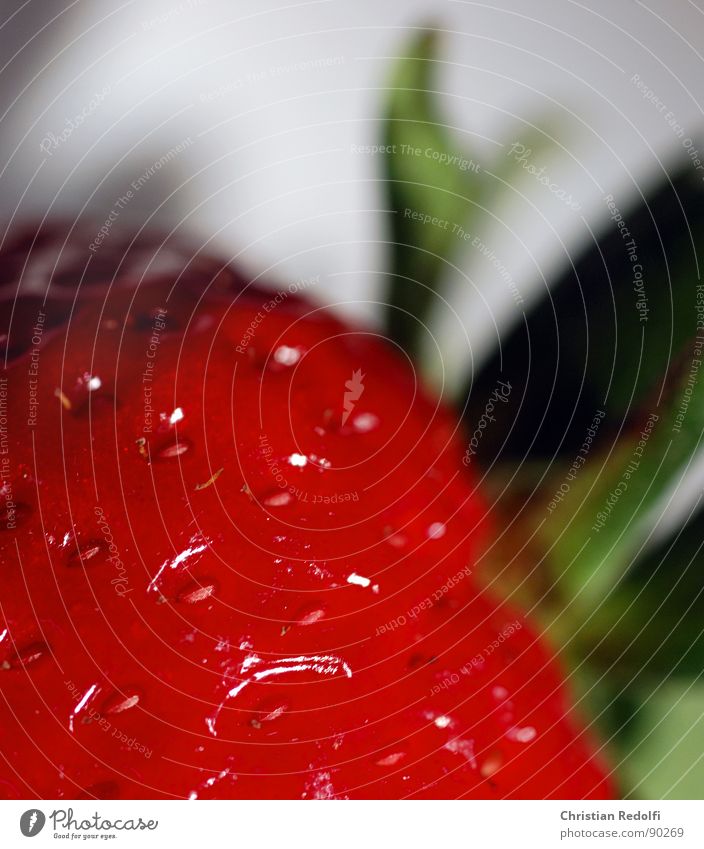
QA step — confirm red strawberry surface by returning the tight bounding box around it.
[0,224,614,799]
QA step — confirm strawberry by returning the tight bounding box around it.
[0,223,614,799]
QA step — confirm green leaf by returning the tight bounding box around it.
[569,510,704,680]
[480,116,565,202]
[382,31,575,362]
[383,30,477,354]
[621,680,704,799]
[543,330,704,609]
[569,667,704,798]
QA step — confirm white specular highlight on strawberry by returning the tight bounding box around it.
[206,654,353,737]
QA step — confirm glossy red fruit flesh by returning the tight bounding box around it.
[0,224,614,799]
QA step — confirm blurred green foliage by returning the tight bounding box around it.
[383,30,475,354]
[384,29,704,800]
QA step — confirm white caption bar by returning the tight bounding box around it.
[1,799,703,848]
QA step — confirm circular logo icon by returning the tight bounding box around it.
[19,809,46,837]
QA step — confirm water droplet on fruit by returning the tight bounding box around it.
[69,682,99,731]
[263,490,293,508]
[176,577,218,604]
[480,750,503,778]
[250,698,288,728]
[191,765,237,798]
[207,653,352,737]
[507,725,536,744]
[272,345,301,366]
[427,522,446,540]
[156,436,192,460]
[383,527,407,549]
[66,539,107,568]
[103,689,141,715]
[303,770,337,800]
[292,604,326,626]
[3,640,50,669]
[346,572,371,588]
[58,373,114,417]
[445,737,477,768]
[376,752,405,767]
[148,537,208,594]
[309,454,331,469]
[351,412,379,433]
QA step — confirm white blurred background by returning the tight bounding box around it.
[1,0,703,368]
